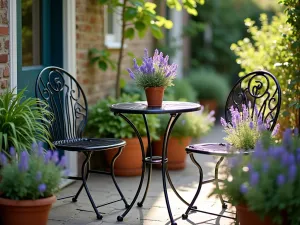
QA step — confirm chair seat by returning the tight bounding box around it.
[53,138,126,151]
[186,143,252,156]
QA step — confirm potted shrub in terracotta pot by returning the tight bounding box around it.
[86,94,159,176]
[187,67,230,113]
[0,146,66,225]
[153,107,215,170]
[127,48,177,107]
[209,127,300,225]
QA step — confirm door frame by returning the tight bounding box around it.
[9,0,78,177]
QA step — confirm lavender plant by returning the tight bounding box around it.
[221,103,280,150]
[127,49,177,89]
[211,129,300,225]
[0,143,66,200]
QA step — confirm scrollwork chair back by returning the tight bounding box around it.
[225,70,281,131]
[35,66,88,141]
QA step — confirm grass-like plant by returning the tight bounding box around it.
[221,103,280,150]
[127,49,177,89]
[0,89,53,155]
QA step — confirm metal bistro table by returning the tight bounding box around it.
[110,101,201,225]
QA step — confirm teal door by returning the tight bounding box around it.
[17,0,63,98]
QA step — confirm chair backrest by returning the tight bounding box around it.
[35,66,88,141]
[225,70,281,131]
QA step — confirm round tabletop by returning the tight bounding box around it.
[110,101,201,114]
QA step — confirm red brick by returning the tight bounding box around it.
[3,66,8,77]
[0,0,7,9]
[1,79,7,88]
[0,27,8,35]
[0,54,7,63]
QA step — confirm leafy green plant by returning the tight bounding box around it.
[128,49,177,88]
[221,104,280,150]
[164,78,197,102]
[0,145,65,200]
[85,94,159,139]
[186,67,230,107]
[211,129,300,225]
[157,107,215,139]
[91,0,205,98]
[230,13,296,132]
[0,89,53,155]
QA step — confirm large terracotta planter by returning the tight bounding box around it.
[0,195,56,225]
[199,99,217,112]
[145,87,165,107]
[105,137,148,176]
[152,137,192,170]
[236,205,288,225]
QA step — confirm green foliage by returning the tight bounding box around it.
[164,78,197,102]
[231,13,297,130]
[186,67,230,108]
[157,107,215,138]
[0,89,53,155]
[0,148,64,200]
[185,0,278,75]
[88,48,116,71]
[135,72,175,89]
[211,129,300,225]
[85,94,159,139]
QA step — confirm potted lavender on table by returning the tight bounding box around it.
[127,48,177,107]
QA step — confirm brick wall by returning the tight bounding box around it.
[76,0,153,105]
[0,0,9,93]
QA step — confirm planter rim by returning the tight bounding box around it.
[0,195,56,207]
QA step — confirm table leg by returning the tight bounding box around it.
[161,113,181,225]
[116,113,147,222]
[137,115,153,207]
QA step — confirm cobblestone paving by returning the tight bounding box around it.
[48,125,236,225]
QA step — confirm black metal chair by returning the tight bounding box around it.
[181,70,282,220]
[35,66,129,220]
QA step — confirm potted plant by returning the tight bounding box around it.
[127,48,177,107]
[187,67,230,112]
[86,94,159,176]
[210,128,300,225]
[0,145,66,225]
[153,108,215,170]
[0,88,53,154]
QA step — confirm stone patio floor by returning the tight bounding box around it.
[48,125,236,225]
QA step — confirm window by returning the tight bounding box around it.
[105,6,122,49]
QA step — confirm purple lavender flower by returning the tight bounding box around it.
[143,48,149,59]
[51,151,59,163]
[36,171,42,181]
[18,151,29,172]
[277,174,285,186]
[37,142,44,157]
[228,156,241,167]
[44,151,52,164]
[133,58,139,70]
[294,128,299,136]
[38,183,47,193]
[0,153,7,165]
[271,124,280,136]
[262,162,269,172]
[249,121,254,129]
[288,164,297,181]
[240,183,248,194]
[250,172,259,186]
[242,104,249,120]
[127,68,135,79]
[283,129,292,146]
[220,117,227,127]
[59,156,67,168]
[9,147,16,158]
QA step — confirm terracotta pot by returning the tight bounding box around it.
[236,204,286,225]
[105,137,148,176]
[0,195,56,225]
[152,137,192,170]
[145,87,165,107]
[199,99,218,112]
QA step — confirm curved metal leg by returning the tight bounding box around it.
[72,151,92,202]
[215,157,226,209]
[182,153,203,219]
[138,114,152,207]
[81,152,103,220]
[110,147,129,208]
[161,113,181,225]
[116,113,147,222]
